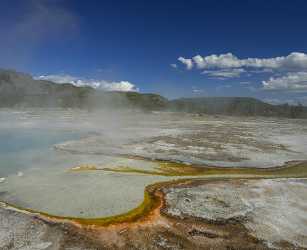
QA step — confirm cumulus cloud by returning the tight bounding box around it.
[179,52,307,71]
[202,68,245,78]
[178,57,193,70]
[170,63,177,69]
[35,74,139,92]
[193,53,242,69]
[176,52,307,91]
[262,72,307,91]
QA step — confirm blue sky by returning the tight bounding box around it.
[1,0,307,103]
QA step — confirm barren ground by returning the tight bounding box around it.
[1,109,307,249]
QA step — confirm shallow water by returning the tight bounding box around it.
[0,128,80,176]
[1,109,307,219]
[1,161,170,218]
[0,109,172,217]
[0,126,170,217]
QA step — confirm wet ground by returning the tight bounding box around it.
[54,111,307,167]
[0,109,307,249]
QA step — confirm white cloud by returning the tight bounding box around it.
[170,63,177,69]
[35,74,139,92]
[178,57,193,70]
[262,72,307,91]
[101,81,138,92]
[178,52,307,71]
[176,52,307,92]
[192,86,204,93]
[35,74,77,84]
[193,53,242,69]
[202,68,245,78]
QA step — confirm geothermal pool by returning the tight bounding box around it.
[0,127,167,217]
[0,128,80,176]
[1,109,307,219]
[0,109,173,217]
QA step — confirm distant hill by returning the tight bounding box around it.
[1,69,307,118]
[0,69,94,108]
[0,69,168,110]
[169,97,307,118]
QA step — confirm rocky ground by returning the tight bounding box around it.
[165,178,307,249]
[1,110,307,249]
[1,178,307,249]
[0,204,102,250]
[54,112,307,167]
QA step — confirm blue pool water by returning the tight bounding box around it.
[0,128,80,176]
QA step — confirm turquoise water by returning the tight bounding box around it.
[0,119,169,218]
[0,128,80,176]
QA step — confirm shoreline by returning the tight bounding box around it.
[1,159,307,228]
